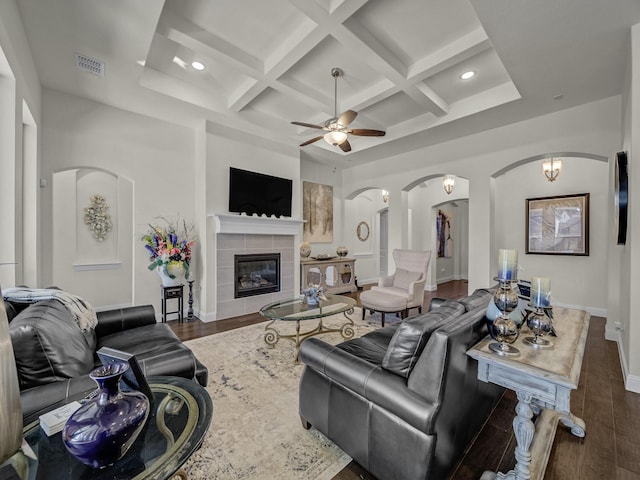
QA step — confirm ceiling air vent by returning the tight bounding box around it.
[74,53,105,77]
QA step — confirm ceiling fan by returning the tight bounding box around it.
[291,67,386,153]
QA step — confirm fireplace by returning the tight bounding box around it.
[234,253,281,298]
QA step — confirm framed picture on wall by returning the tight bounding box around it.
[525,193,589,256]
[302,181,333,243]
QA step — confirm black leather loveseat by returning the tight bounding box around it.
[298,288,503,480]
[6,297,208,421]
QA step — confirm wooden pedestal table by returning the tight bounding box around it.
[467,307,590,480]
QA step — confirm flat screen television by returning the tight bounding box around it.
[229,167,293,217]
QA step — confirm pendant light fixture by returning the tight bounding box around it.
[442,174,456,195]
[542,158,562,182]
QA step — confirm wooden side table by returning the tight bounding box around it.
[161,285,184,323]
[468,307,590,480]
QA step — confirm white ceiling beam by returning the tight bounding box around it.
[160,10,262,75]
[413,83,449,116]
[408,28,492,81]
[346,79,398,111]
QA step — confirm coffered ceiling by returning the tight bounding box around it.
[16,0,640,166]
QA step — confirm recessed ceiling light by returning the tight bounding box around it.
[460,71,475,80]
[192,61,205,71]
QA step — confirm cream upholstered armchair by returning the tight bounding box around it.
[371,249,431,315]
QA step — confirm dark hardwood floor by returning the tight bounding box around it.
[168,281,640,480]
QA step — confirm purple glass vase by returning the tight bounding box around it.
[62,362,150,469]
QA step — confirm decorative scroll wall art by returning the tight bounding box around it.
[84,194,113,241]
[303,181,333,243]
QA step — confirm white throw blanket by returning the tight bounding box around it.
[2,287,98,332]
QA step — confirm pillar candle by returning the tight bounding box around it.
[531,277,551,307]
[497,249,518,280]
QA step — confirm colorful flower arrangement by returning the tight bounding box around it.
[141,218,195,279]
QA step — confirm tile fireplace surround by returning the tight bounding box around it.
[212,213,304,320]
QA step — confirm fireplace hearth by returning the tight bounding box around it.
[234,253,281,298]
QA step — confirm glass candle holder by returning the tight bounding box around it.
[523,307,554,348]
[488,279,520,356]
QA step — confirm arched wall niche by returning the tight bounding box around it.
[51,167,134,309]
[490,152,609,314]
[492,152,608,178]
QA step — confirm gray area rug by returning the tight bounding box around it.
[362,309,404,327]
[183,307,374,479]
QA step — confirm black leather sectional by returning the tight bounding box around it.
[299,288,503,480]
[5,298,208,421]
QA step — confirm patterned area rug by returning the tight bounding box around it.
[362,309,404,327]
[182,307,374,479]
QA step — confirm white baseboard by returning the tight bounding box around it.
[604,327,640,394]
[626,374,640,393]
[437,275,454,284]
[199,311,217,323]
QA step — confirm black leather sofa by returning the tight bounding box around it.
[5,298,208,421]
[298,288,503,480]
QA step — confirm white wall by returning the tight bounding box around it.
[41,89,195,317]
[343,96,621,313]
[494,157,609,315]
[0,0,41,289]
[407,179,470,290]
[203,132,300,320]
[612,22,640,392]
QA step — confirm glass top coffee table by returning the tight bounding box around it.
[259,293,357,362]
[20,376,212,480]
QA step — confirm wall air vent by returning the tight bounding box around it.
[74,53,105,77]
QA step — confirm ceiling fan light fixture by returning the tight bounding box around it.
[324,130,348,146]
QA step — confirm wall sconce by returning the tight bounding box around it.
[542,158,562,182]
[442,175,456,195]
[382,190,389,203]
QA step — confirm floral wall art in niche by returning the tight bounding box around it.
[84,194,113,241]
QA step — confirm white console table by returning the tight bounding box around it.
[300,258,356,294]
[467,307,590,480]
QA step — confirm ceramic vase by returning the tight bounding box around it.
[299,242,312,259]
[62,362,150,469]
[157,263,185,286]
[336,246,348,257]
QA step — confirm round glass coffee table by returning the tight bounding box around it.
[259,293,357,362]
[20,376,212,480]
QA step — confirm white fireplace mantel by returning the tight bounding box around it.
[210,213,304,236]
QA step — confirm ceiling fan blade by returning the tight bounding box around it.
[338,139,352,153]
[338,110,357,127]
[349,129,386,137]
[299,136,324,147]
[291,121,324,130]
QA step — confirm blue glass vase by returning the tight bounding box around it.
[62,362,150,469]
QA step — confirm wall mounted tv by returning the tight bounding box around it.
[229,167,293,217]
